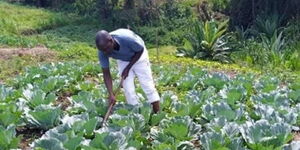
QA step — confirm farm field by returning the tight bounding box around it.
[1,61,300,149]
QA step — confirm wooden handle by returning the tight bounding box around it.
[101,103,114,127]
[113,77,124,96]
[101,78,124,127]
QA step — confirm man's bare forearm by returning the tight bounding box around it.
[102,68,114,96]
[126,49,144,70]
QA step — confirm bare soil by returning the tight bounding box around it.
[0,45,56,60]
[54,91,73,111]
[16,127,45,150]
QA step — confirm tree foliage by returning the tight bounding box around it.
[229,0,300,28]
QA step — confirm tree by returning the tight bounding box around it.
[229,0,300,29]
[124,0,135,9]
[97,0,112,19]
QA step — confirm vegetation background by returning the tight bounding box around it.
[0,0,300,149]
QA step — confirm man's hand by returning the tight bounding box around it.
[108,95,116,106]
[121,67,130,79]
[121,50,143,80]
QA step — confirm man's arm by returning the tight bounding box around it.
[122,48,144,79]
[102,68,116,105]
[103,68,113,96]
[127,48,144,69]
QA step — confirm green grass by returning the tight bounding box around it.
[0,1,99,81]
[0,1,98,50]
[148,45,177,56]
[0,1,69,34]
[0,54,57,81]
[0,1,101,56]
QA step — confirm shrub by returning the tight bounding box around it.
[177,19,234,63]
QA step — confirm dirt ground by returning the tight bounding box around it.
[0,45,57,82]
[16,127,45,150]
[0,45,56,60]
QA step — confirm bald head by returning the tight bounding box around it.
[95,30,114,53]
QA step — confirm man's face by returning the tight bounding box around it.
[100,38,114,55]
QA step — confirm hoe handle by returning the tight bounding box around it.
[101,78,124,127]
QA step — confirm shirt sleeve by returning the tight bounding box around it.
[98,50,109,68]
[126,37,144,52]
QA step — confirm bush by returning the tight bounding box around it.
[58,43,97,61]
[232,30,300,71]
[209,0,230,13]
[284,18,300,42]
[251,14,283,39]
[72,0,97,15]
[284,42,300,71]
[177,19,234,63]
[229,0,300,29]
[137,25,186,47]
